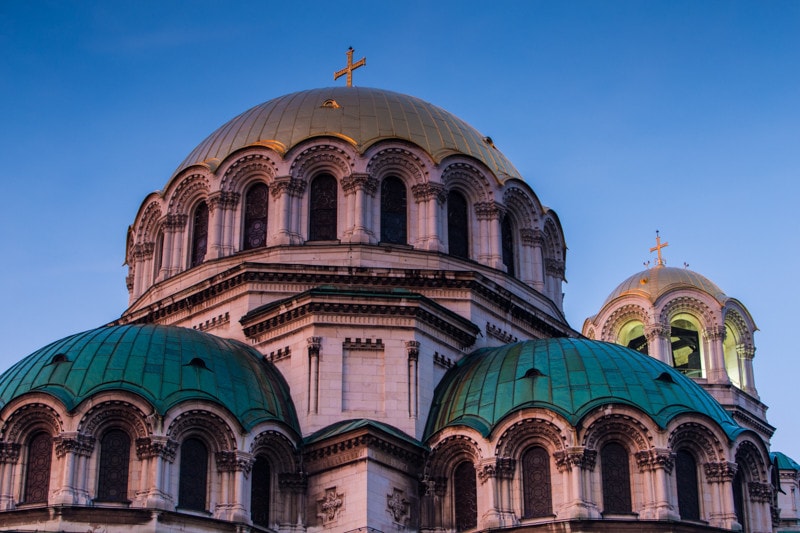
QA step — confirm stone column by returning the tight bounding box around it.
[704,326,729,383]
[0,442,20,510]
[520,229,545,290]
[131,242,154,300]
[645,323,673,365]
[164,214,187,277]
[270,176,305,245]
[555,447,601,519]
[214,450,254,523]
[135,436,177,510]
[636,448,678,520]
[52,433,94,506]
[420,476,447,532]
[207,191,225,259]
[341,173,377,243]
[748,481,774,533]
[278,472,308,529]
[406,341,420,419]
[478,458,517,528]
[411,183,445,251]
[308,337,321,415]
[475,202,504,269]
[704,461,740,530]
[737,344,758,396]
[544,258,566,309]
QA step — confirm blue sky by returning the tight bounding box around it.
[1,2,798,456]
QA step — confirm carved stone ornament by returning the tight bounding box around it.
[405,340,420,360]
[270,175,307,198]
[215,450,254,475]
[554,448,596,472]
[135,436,178,461]
[748,481,773,503]
[387,487,410,524]
[704,461,737,482]
[307,336,322,356]
[635,448,675,473]
[411,182,446,204]
[341,173,378,195]
[474,201,503,221]
[0,442,21,464]
[520,228,544,246]
[54,433,96,458]
[318,487,344,523]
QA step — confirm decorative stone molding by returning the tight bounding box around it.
[427,435,482,479]
[387,487,410,524]
[599,304,650,343]
[215,450,254,475]
[318,487,344,523]
[736,440,768,482]
[421,476,447,497]
[554,447,597,472]
[278,472,308,493]
[405,340,420,360]
[343,337,384,350]
[583,414,651,453]
[748,481,773,503]
[411,182,446,204]
[163,213,188,231]
[635,448,675,473]
[264,346,291,363]
[270,175,307,198]
[520,228,544,246]
[704,461,737,482]
[544,258,566,279]
[135,200,163,242]
[736,344,756,360]
[79,401,150,440]
[486,322,518,344]
[221,153,278,191]
[503,186,539,228]
[167,410,236,452]
[495,418,565,459]
[54,433,96,458]
[168,173,210,213]
[3,403,63,442]
[132,242,155,261]
[208,191,240,212]
[668,422,724,463]
[135,436,177,461]
[307,336,321,356]
[659,296,717,329]
[433,351,453,368]
[703,325,727,342]
[341,173,378,196]
[0,442,21,464]
[441,162,491,202]
[290,143,352,179]
[474,201,504,221]
[366,147,426,184]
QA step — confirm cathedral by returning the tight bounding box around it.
[0,55,798,533]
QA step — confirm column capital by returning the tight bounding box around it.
[215,450,254,475]
[405,340,420,360]
[270,175,306,198]
[474,201,504,221]
[748,481,773,503]
[54,433,95,458]
[554,447,596,472]
[0,442,20,464]
[635,448,675,473]
[342,173,378,196]
[644,323,671,341]
[704,461,737,482]
[411,183,446,204]
[307,336,322,356]
[736,343,756,360]
[279,472,308,493]
[163,213,188,231]
[520,228,544,246]
[135,436,178,461]
[703,325,727,342]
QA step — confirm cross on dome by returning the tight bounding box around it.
[650,230,669,267]
[334,47,366,87]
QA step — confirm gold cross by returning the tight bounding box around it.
[649,230,669,267]
[334,47,366,87]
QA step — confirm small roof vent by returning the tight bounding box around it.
[321,99,341,109]
[51,353,68,364]
[655,372,675,384]
[187,357,208,370]
[524,368,545,379]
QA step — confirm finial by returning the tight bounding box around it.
[649,230,669,267]
[334,47,366,87]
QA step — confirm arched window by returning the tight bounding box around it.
[447,191,469,259]
[521,446,552,518]
[178,437,208,511]
[670,314,704,378]
[309,174,338,241]
[601,442,631,514]
[453,460,477,530]
[251,455,270,527]
[619,320,648,354]
[723,323,742,388]
[23,432,52,504]
[676,449,700,520]
[501,214,515,276]
[380,176,407,244]
[96,429,130,502]
[244,183,269,250]
[733,466,747,532]
[190,201,209,267]
[153,230,164,280]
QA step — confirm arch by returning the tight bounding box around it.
[23,431,52,504]
[502,184,542,230]
[600,441,632,514]
[453,460,478,530]
[152,229,164,281]
[78,401,150,441]
[288,142,353,182]
[308,173,338,241]
[582,414,652,454]
[243,182,269,250]
[441,161,492,204]
[250,454,271,527]
[521,445,552,518]
[1,403,63,443]
[668,422,725,465]
[166,410,236,453]
[167,172,211,215]
[178,437,208,511]
[380,175,408,244]
[365,145,429,186]
[659,296,718,329]
[219,151,278,193]
[494,417,566,459]
[447,190,469,259]
[675,448,701,520]
[96,428,131,503]
[599,304,651,344]
[669,312,705,378]
[134,199,164,244]
[189,200,209,267]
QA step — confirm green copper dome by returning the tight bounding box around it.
[0,325,299,433]
[425,338,742,441]
[175,87,522,183]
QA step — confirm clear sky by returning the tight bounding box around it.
[1,2,798,456]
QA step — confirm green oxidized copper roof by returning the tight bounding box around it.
[771,452,800,471]
[304,418,425,450]
[0,325,299,433]
[425,338,742,441]
[174,87,522,183]
[603,265,727,306]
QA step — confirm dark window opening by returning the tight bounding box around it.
[178,438,208,511]
[380,176,407,244]
[24,432,52,504]
[309,174,338,241]
[501,214,515,276]
[96,429,130,502]
[251,455,271,527]
[601,442,632,514]
[190,201,209,268]
[244,183,269,250]
[447,191,469,259]
[453,460,477,530]
[676,450,701,520]
[522,446,552,518]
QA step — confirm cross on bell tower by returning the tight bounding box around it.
[649,230,669,267]
[334,47,366,87]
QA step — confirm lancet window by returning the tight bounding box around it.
[251,455,271,527]
[178,438,208,510]
[380,176,407,244]
[243,183,269,250]
[447,191,469,259]
[190,201,209,267]
[23,432,52,504]
[521,446,552,518]
[309,174,338,241]
[501,214,515,276]
[600,442,632,514]
[676,449,700,520]
[453,460,477,530]
[96,429,131,502]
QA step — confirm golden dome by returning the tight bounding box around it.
[175,87,522,182]
[603,265,727,306]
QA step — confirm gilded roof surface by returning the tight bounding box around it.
[603,265,727,306]
[425,338,742,440]
[175,87,522,182]
[0,325,299,433]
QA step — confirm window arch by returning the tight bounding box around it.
[601,442,632,514]
[251,455,271,527]
[501,214,515,276]
[447,191,469,259]
[670,313,704,378]
[23,432,52,504]
[521,446,552,518]
[380,176,407,244]
[453,460,477,530]
[190,201,209,267]
[619,320,648,354]
[723,323,742,388]
[178,437,208,511]
[96,429,131,502]
[676,449,700,520]
[309,174,338,241]
[243,183,269,250]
